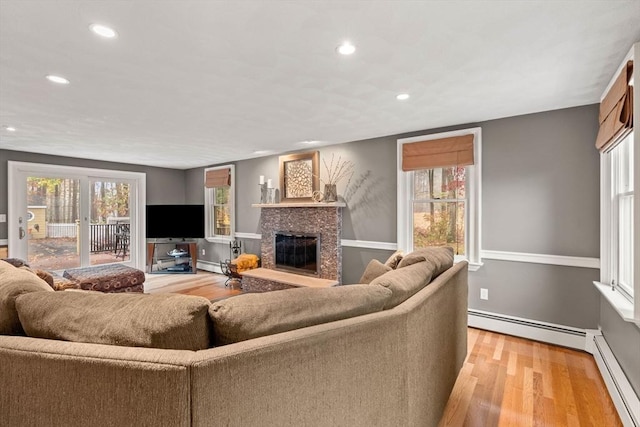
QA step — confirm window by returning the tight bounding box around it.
[204,165,234,242]
[413,167,466,255]
[398,128,482,270]
[608,132,634,299]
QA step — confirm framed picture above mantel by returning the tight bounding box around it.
[279,151,320,203]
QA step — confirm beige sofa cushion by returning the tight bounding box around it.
[0,260,53,335]
[397,246,454,278]
[370,261,435,309]
[15,291,212,350]
[359,259,393,284]
[210,284,392,345]
[384,250,404,269]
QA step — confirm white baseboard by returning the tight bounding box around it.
[467,309,587,351]
[593,334,640,427]
[197,260,223,274]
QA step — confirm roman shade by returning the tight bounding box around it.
[205,168,231,187]
[402,134,474,171]
[596,60,634,152]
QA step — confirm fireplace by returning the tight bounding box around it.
[274,232,320,276]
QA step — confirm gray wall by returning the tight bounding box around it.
[0,149,187,240]
[600,298,640,397]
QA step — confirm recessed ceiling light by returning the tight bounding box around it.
[396,93,410,101]
[336,42,356,55]
[4,126,16,132]
[46,75,70,85]
[301,140,320,145]
[90,24,117,38]
[253,150,271,155]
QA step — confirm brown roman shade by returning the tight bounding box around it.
[402,134,474,171]
[205,168,231,187]
[596,60,634,152]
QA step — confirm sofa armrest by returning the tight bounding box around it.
[0,336,194,427]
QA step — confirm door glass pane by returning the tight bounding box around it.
[26,177,81,271]
[90,180,131,265]
[413,201,465,255]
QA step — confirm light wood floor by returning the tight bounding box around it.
[145,270,242,300]
[146,270,622,426]
[440,328,621,427]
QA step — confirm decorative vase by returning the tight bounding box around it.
[324,184,337,202]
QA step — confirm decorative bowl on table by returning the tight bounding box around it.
[167,249,188,257]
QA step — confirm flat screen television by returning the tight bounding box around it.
[146,204,205,239]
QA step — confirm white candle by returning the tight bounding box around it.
[267,179,273,188]
[259,175,264,185]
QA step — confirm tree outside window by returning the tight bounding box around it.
[212,186,231,236]
[412,166,466,255]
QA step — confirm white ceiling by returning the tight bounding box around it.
[1,1,639,170]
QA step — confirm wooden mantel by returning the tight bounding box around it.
[251,202,346,208]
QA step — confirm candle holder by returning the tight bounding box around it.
[259,183,268,204]
[267,188,276,204]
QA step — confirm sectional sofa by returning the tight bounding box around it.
[0,248,468,427]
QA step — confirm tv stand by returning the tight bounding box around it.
[146,240,197,274]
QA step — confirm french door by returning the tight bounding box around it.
[8,162,146,272]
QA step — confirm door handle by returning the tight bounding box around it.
[19,227,25,240]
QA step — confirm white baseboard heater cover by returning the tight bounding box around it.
[593,335,640,427]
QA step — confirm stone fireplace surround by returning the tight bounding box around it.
[256,203,343,283]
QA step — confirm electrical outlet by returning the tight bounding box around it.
[480,288,488,300]
[201,248,205,256]
[0,214,6,223]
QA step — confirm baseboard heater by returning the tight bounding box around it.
[593,335,640,427]
[467,309,586,350]
[196,260,222,274]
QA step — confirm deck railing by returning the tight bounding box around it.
[45,222,129,253]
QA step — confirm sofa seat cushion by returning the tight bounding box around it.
[396,246,454,278]
[369,261,435,309]
[359,259,393,284]
[210,284,392,345]
[15,291,212,350]
[0,260,54,335]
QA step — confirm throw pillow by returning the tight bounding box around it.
[370,261,435,309]
[359,259,392,284]
[397,246,454,278]
[209,284,392,345]
[383,250,404,269]
[35,269,55,288]
[16,291,212,350]
[0,260,53,335]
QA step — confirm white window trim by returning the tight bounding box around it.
[204,165,235,244]
[397,127,482,271]
[595,42,640,324]
[598,134,638,324]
